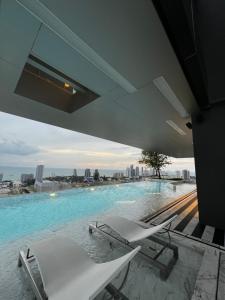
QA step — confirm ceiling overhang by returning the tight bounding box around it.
[0,0,199,157]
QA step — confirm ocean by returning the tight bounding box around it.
[0,166,124,181]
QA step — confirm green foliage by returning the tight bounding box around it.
[139,151,171,178]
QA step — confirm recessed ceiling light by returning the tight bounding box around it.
[64,82,70,88]
[153,76,189,118]
[17,0,137,94]
[166,120,186,136]
[16,56,99,113]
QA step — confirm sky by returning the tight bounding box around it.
[0,111,195,172]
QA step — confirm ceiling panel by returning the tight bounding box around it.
[0,0,40,69]
[32,26,119,95]
[38,0,196,113]
[0,0,196,157]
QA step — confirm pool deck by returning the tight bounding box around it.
[143,190,225,299]
[1,188,224,300]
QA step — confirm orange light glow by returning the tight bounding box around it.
[64,82,70,88]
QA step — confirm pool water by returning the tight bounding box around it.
[0,181,200,300]
[0,181,195,243]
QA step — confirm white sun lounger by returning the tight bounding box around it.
[89,215,178,279]
[18,236,140,300]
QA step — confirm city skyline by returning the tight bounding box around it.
[0,111,195,172]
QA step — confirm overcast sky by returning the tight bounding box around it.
[0,111,195,172]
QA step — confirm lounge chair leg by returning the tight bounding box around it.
[105,283,129,300]
[18,256,22,268]
[173,246,179,259]
[160,269,169,280]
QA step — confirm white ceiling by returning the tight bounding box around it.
[0,0,198,157]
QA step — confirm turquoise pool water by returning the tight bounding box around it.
[0,181,195,243]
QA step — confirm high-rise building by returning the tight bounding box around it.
[84,168,91,177]
[21,173,34,184]
[73,169,77,177]
[135,166,139,177]
[0,173,3,182]
[176,170,181,178]
[126,167,130,177]
[182,169,190,180]
[126,165,140,177]
[35,165,44,183]
[130,165,135,177]
[113,172,124,178]
[141,167,144,176]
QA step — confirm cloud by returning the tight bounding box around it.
[0,112,195,171]
[46,147,141,158]
[0,139,40,156]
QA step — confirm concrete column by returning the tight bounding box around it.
[192,103,225,230]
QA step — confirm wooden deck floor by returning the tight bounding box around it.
[143,190,225,300]
[144,190,225,249]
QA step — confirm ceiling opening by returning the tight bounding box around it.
[15,55,99,113]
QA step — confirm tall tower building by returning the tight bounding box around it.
[35,165,44,183]
[182,169,190,180]
[135,166,139,177]
[126,167,130,177]
[130,165,135,177]
[176,170,181,178]
[0,173,3,182]
[84,168,91,177]
[73,169,77,177]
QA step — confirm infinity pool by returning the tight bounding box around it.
[0,181,199,300]
[0,181,195,243]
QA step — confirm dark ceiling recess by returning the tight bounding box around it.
[15,55,99,113]
[152,0,210,111]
